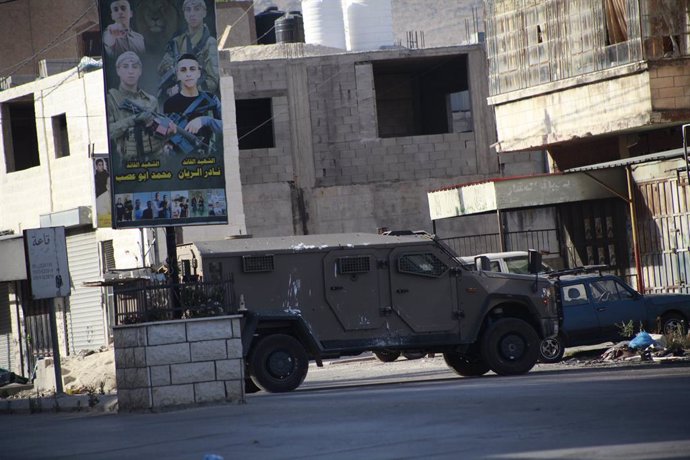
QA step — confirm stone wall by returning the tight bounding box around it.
[113,316,244,412]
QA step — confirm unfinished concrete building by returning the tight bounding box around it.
[224,43,526,237]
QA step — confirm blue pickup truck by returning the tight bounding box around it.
[539,271,689,363]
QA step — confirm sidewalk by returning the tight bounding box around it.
[0,391,118,414]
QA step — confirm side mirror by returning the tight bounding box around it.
[528,250,542,274]
[476,256,491,271]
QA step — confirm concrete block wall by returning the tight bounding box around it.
[650,60,690,110]
[113,316,244,412]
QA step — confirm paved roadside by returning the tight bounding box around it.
[3,344,688,414]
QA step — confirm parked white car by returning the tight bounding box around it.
[458,251,553,274]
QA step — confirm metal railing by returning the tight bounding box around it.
[440,229,559,257]
[113,278,236,325]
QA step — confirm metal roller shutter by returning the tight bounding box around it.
[0,282,14,371]
[65,231,106,353]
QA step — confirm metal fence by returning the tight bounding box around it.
[440,229,560,257]
[113,278,236,325]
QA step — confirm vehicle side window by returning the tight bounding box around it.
[590,279,622,303]
[489,261,501,272]
[399,253,448,277]
[562,283,588,306]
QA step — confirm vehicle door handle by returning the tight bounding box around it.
[396,288,409,294]
[596,307,606,312]
[330,286,343,291]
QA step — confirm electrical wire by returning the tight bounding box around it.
[0,1,97,78]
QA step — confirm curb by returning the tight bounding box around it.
[0,394,118,415]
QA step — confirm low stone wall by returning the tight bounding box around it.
[113,315,244,412]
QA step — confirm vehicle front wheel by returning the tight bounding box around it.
[481,318,540,375]
[443,350,490,377]
[661,312,688,336]
[538,335,565,364]
[248,334,309,393]
[373,350,401,362]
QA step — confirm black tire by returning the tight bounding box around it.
[248,334,309,393]
[481,318,540,376]
[538,335,565,364]
[443,350,490,377]
[374,350,401,362]
[402,351,427,360]
[661,312,688,336]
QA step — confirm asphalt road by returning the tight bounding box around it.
[2,359,689,460]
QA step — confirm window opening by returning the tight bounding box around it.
[373,55,469,138]
[2,97,40,172]
[235,98,275,149]
[242,255,274,273]
[399,253,448,277]
[52,114,70,158]
[338,256,371,274]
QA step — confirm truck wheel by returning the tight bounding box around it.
[481,318,539,375]
[443,351,490,377]
[248,334,309,393]
[538,335,565,364]
[374,350,401,362]
[661,312,687,336]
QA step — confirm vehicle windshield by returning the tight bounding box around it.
[504,256,552,274]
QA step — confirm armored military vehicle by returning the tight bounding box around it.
[178,233,559,392]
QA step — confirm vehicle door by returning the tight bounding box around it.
[589,278,645,340]
[389,247,459,333]
[324,250,383,331]
[560,282,601,345]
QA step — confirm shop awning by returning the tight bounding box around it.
[428,148,685,220]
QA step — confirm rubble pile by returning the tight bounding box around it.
[1,346,116,399]
[566,331,690,366]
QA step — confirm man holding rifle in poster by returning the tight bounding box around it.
[106,51,174,163]
[107,51,211,162]
[158,0,219,101]
[163,53,221,156]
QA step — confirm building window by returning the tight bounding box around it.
[235,98,275,149]
[52,114,70,158]
[101,240,115,273]
[373,55,469,138]
[1,97,40,172]
[80,30,102,58]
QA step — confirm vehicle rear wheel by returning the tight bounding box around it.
[443,350,490,377]
[481,318,540,375]
[248,334,309,393]
[402,351,427,360]
[373,350,401,362]
[661,312,688,336]
[538,335,565,364]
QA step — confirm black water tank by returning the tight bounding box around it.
[255,6,284,45]
[275,12,305,44]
